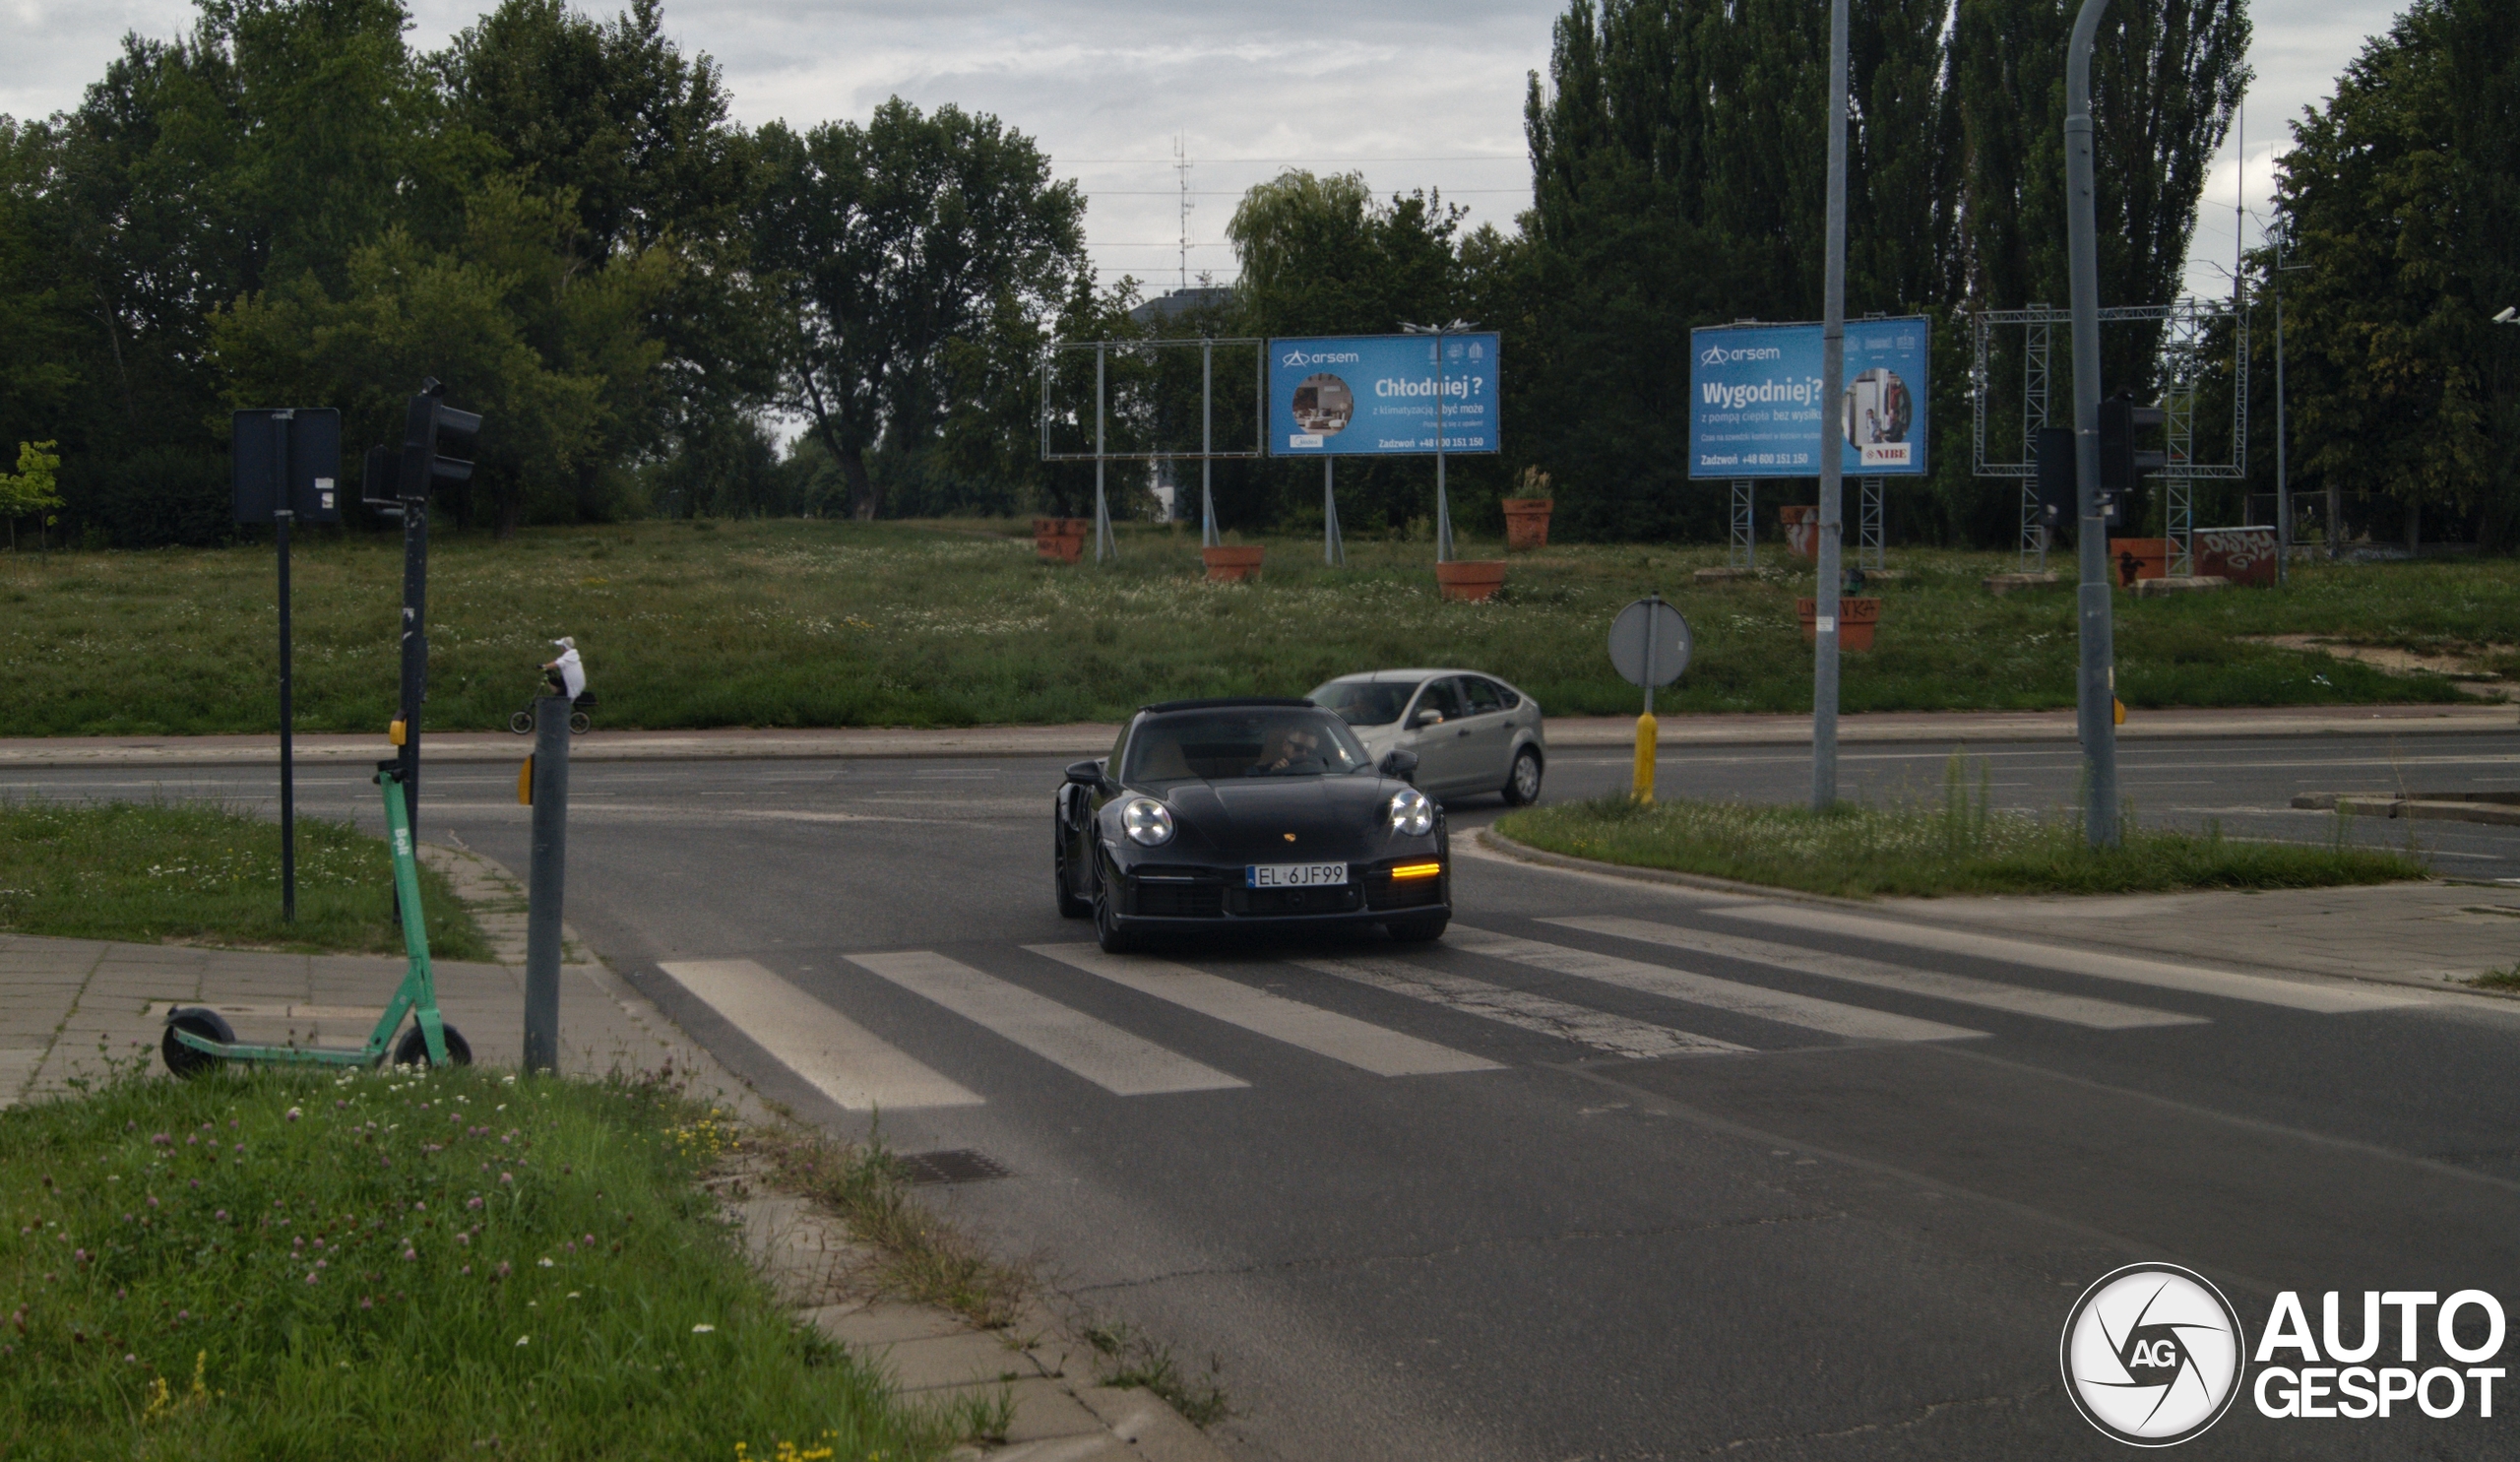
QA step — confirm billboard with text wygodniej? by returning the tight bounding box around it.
[1269,334,1500,457]
[1687,317,1930,478]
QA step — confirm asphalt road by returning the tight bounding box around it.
[14,731,2520,1458]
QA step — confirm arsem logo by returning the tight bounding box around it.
[2061,1263,2245,1446]
[1700,343,1783,365]
[1281,349,1359,367]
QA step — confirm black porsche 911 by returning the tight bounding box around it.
[1054,698,1449,953]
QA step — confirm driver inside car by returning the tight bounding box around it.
[1249,724,1324,776]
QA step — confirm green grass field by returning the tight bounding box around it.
[0,800,489,960]
[1495,767,2430,899]
[0,1065,969,1460]
[0,518,2503,737]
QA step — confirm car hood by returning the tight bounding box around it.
[1140,774,1412,860]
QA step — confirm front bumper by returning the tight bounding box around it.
[1108,858,1448,929]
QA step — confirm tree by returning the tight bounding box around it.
[2272,0,2517,546]
[0,439,63,550]
[753,98,1087,520]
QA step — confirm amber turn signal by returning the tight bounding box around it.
[1389,861,1443,881]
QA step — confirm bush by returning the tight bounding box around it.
[61,449,233,549]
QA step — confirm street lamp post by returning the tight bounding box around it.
[2065,0,2119,848]
[1402,319,1478,562]
[2268,232,2308,578]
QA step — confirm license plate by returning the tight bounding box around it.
[1246,862,1350,889]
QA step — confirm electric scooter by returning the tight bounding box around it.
[160,761,471,1075]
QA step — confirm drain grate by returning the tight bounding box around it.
[898,1148,1012,1185]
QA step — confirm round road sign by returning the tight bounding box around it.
[1608,597,1691,688]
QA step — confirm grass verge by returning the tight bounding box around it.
[0,520,2500,737]
[1495,762,2430,899]
[0,799,489,960]
[0,1063,964,1460]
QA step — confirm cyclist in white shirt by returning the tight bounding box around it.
[541,637,586,701]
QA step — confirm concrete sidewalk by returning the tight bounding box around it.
[0,701,2506,770]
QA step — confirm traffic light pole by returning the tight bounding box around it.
[2065,0,2120,848]
[1809,0,1849,812]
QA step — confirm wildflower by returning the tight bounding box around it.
[691,1323,715,1334]
[455,1233,469,1247]
[402,1249,417,1262]
[537,1257,554,1269]
[566,1292,580,1300]
[285,1109,300,1122]
[495,1262,511,1278]
[461,1264,472,1276]
[412,1201,425,1212]
[125,1353,137,1364]
[467,1197,483,1211]
[515,1335,530,1347]
[215,1210,227,1222]
[499,1173,513,1185]
[305,1272,319,1286]
[147,1195,158,1208]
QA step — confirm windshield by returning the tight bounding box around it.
[1307,678,1418,728]
[1124,709,1372,781]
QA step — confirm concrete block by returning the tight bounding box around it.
[2133,573,2230,596]
[1072,1386,1231,1460]
[957,1434,1135,1462]
[809,1301,965,1347]
[864,1330,1040,1392]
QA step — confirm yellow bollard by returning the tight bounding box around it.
[1633,711,1658,803]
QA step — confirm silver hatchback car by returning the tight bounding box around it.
[1305,669,1546,805]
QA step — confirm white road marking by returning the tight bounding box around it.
[1289,955,1747,1059]
[1713,906,2426,1014]
[1025,944,1503,1077]
[1444,926,1984,1044]
[658,959,981,1111]
[846,951,1245,1097]
[1542,916,2205,1031]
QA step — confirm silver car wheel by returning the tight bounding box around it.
[1506,746,1543,804]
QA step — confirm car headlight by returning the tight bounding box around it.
[1122,797,1174,847]
[1387,787,1435,837]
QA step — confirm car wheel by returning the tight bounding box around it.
[1503,746,1544,805]
[1386,915,1449,943]
[1092,857,1139,954]
[1053,815,1092,919]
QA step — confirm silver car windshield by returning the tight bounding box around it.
[1125,710,1372,781]
[1308,679,1417,728]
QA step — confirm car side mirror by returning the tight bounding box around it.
[1410,710,1443,730]
[1380,748,1419,782]
[1064,759,1105,788]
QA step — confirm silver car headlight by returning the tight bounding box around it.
[1122,797,1174,847]
[1387,787,1435,837]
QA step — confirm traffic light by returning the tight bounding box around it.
[391,377,481,502]
[2098,393,2166,501]
[2034,426,2076,533]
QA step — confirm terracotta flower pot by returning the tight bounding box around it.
[2108,538,2170,589]
[1501,498,1553,550]
[1796,596,1882,651]
[1201,544,1265,583]
[1435,560,1508,603]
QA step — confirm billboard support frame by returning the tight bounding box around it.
[1039,336,1267,561]
[1970,299,2247,577]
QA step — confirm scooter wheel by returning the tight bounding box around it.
[568,712,591,735]
[509,711,536,735]
[393,1024,472,1068]
[161,1008,235,1080]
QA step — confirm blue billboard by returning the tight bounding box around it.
[1687,317,1930,477]
[1269,334,1500,457]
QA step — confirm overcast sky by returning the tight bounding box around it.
[1,0,2409,302]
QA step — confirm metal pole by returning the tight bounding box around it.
[1809,0,1849,813]
[1324,459,1344,566]
[1093,344,1113,562]
[1635,602,1658,804]
[1201,340,1219,548]
[2066,0,2120,847]
[397,496,429,853]
[1434,329,1453,563]
[2275,280,2290,582]
[276,507,295,922]
[523,696,569,1075]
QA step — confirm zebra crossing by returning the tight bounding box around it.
[659,914,2425,1115]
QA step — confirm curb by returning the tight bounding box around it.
[1,704,2508,769]
[1471,826,1873,909]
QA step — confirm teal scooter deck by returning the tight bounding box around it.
[161,762,469,1075]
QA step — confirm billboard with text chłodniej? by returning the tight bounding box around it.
[1269,334,1500,457]
[1687,317,1929,477]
